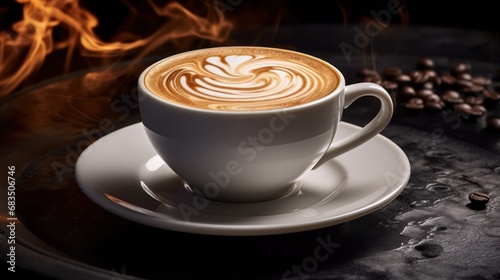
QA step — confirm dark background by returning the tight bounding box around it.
[1,0,498,33]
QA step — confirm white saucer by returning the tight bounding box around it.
[75,122,411,236]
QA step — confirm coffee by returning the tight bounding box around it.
[144,47,340,111]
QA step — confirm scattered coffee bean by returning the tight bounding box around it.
[422,82,434,90]
[441,90,464,106]
[451,62,471,76]
[440,73,456,88]
[355,58,499,132]
[416,89,434,99]
[417,57,435,70]
[486,118,500,132]
[465,96,483,106]
[382,67,403,80]
[399,85,416,99]
[357,68,379,78]
[465,105,487,121]
[423,93,441,103]
[483,90,500,108]
[425,100,445,112]
[468,192,490,205]
[394,74,412,84]
[455,78,474,89]
[462,84,485,95]
[472,76,492,87]
[405,97,424,110]
[381,80,398,91]
[456,72,472,81]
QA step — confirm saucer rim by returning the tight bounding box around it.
[76,121,410,236]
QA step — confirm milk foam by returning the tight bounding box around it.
[145,47,339,111]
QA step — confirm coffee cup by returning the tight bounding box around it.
[138,46,393,203]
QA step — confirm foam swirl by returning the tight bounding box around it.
[146,48,338,111]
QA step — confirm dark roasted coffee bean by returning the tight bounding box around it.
[395,74,412,84]
[357,68,379,78]
[423,69,437,79]
[472,76,492,87]
[441,90,464,105]
[440,73,456,86]
[405,97,424,110]
[422,82,434,90]
[486,118,500,132]
[425,100,445,112]
[362,76,382,84]
[417,57,435,70]
[410,70,427,85]
[455,79,474,88]
[462,84,485,95]
[466,105,487,120]
[381,80,398,91]
[465,96,483,106]
[423,93,441,103]
[431,75,442,87]
[399,86,416,100]
[451,63,471,76]
[453,103,472,116]
[382,67,402,80]
[468,192,490,205]
[416,89,434,98]
[482,90,500,108]
[456,73,472,81]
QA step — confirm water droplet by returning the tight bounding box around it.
[426,183,451,192]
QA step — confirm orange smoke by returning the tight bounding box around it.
[0,0,233,98]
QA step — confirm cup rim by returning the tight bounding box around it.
[138,46,346,115]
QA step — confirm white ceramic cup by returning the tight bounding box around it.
[138,46,393,203]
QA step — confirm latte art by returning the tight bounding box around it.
[145,47,339,111]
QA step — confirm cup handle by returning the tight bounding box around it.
[313,82,394,169]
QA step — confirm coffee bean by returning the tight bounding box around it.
[465,96,484,106]
[399,86,416,100]
[453,103,472,116]
[462,84,485,95]
[456,73,472,81]
[417,57,435,70]
[425,100,445,112]
[394,74,412,84]
[382,67,402,80]
[355,59,499,130]
[423,69,438,79]
[483,90,500,108]
[440,73,457,87]
[410,70,427,85]
[468,192,490,205]
[472,76,492,87]
[381,80,398,91]
[416,89,434,98]
[455,79,474,89]
[441,90,464,105]
[357,68,379,78]
[405,97,424,110]
[451,63,471,76]
[486,118,500,132]
[362,75,382,84]
[465,105,487,121]
[422,82,434,90]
